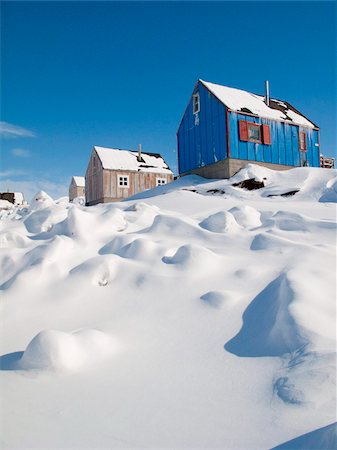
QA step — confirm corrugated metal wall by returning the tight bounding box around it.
[229,112,320,167]
[177,81,320,173]
[177,83,228,174]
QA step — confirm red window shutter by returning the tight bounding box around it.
[262,124,271,145]
[239,120,249,141]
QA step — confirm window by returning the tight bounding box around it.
[156,178,166,186]
[118,175,129,188]
[248,124,261,142]
[299,131,307,151]
[193,92,200,114]
[239,120,271,145]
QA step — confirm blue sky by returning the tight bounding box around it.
[1,1,336,199]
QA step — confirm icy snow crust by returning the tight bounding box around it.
[0,166,336,449]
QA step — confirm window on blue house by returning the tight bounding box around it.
[299,131,307,151]
[193,93,200,114]
[248,124,261,142]
[239,120,271,145]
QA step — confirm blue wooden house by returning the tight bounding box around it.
[177,80,320,178]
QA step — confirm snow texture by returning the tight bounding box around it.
[72,176,85,187]
[94,146,173,174]
[201,80,316,128]
[0,164,336,449]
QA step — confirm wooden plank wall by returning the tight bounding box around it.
[69,184,85,202]
[102,170,173,202]
[85,150,104,204]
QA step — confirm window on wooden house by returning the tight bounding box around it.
[193,93,200,114]
[239,120,271,145]
[156,178,166,186]
[299,131,307,151]
[118,175,129,188]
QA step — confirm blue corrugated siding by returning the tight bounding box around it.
[177,82,320,173]
[228,112,320,167]
[177,83,227,174]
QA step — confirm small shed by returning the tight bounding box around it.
[177,79,321,178]
[85,146,173,205]
[0,192,24,205]
[69,176,85,202]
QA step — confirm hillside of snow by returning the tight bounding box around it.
[0,165,336,449]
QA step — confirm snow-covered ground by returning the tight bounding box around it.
[0,165,336,449]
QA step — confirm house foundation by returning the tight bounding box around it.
[180,158,293,179]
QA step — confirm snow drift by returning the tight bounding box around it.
[0,165,336,449]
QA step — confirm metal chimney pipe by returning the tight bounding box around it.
[265,80,270,106]
[138,143,142,161]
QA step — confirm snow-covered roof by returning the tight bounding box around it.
[94,147,173,174]
[200,80,317,129]
[72,176,85,187]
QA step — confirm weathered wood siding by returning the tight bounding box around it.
[69,182,85,202]
[85,150,104,205]
[101,170,173,202]
[86,167,173,205]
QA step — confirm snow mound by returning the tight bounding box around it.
[200,291,226,308]
[145,214,203,240]
[229,205,262,228]
[225,273,308,357]
[117,238,160,261]
[162,244,218,270]
[19,329,117,372]
[199,210,240,233]
[250,233,300,253]
[69,255,119,287]
[29,191,54,211]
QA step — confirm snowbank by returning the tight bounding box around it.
[0,166,336,449]
[19,329,118,372]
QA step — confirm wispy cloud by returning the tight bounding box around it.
[0,121,36,138]
[11,148,32,158]
[0,169,26,178]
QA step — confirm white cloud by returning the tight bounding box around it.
[0,169,26,178]
[0,178,68,202]
[0,121,36,138]
[11,148,31,158]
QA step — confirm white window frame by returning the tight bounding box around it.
[156,178,167,186]
[193,92,200,114]
[118,175,129,188]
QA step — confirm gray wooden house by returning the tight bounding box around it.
[69,176,85,202]
[85,146,173,205]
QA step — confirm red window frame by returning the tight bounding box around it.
[239,120,271,145]
[299,131,307,151]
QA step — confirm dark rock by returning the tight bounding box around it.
[232,178,265,190]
